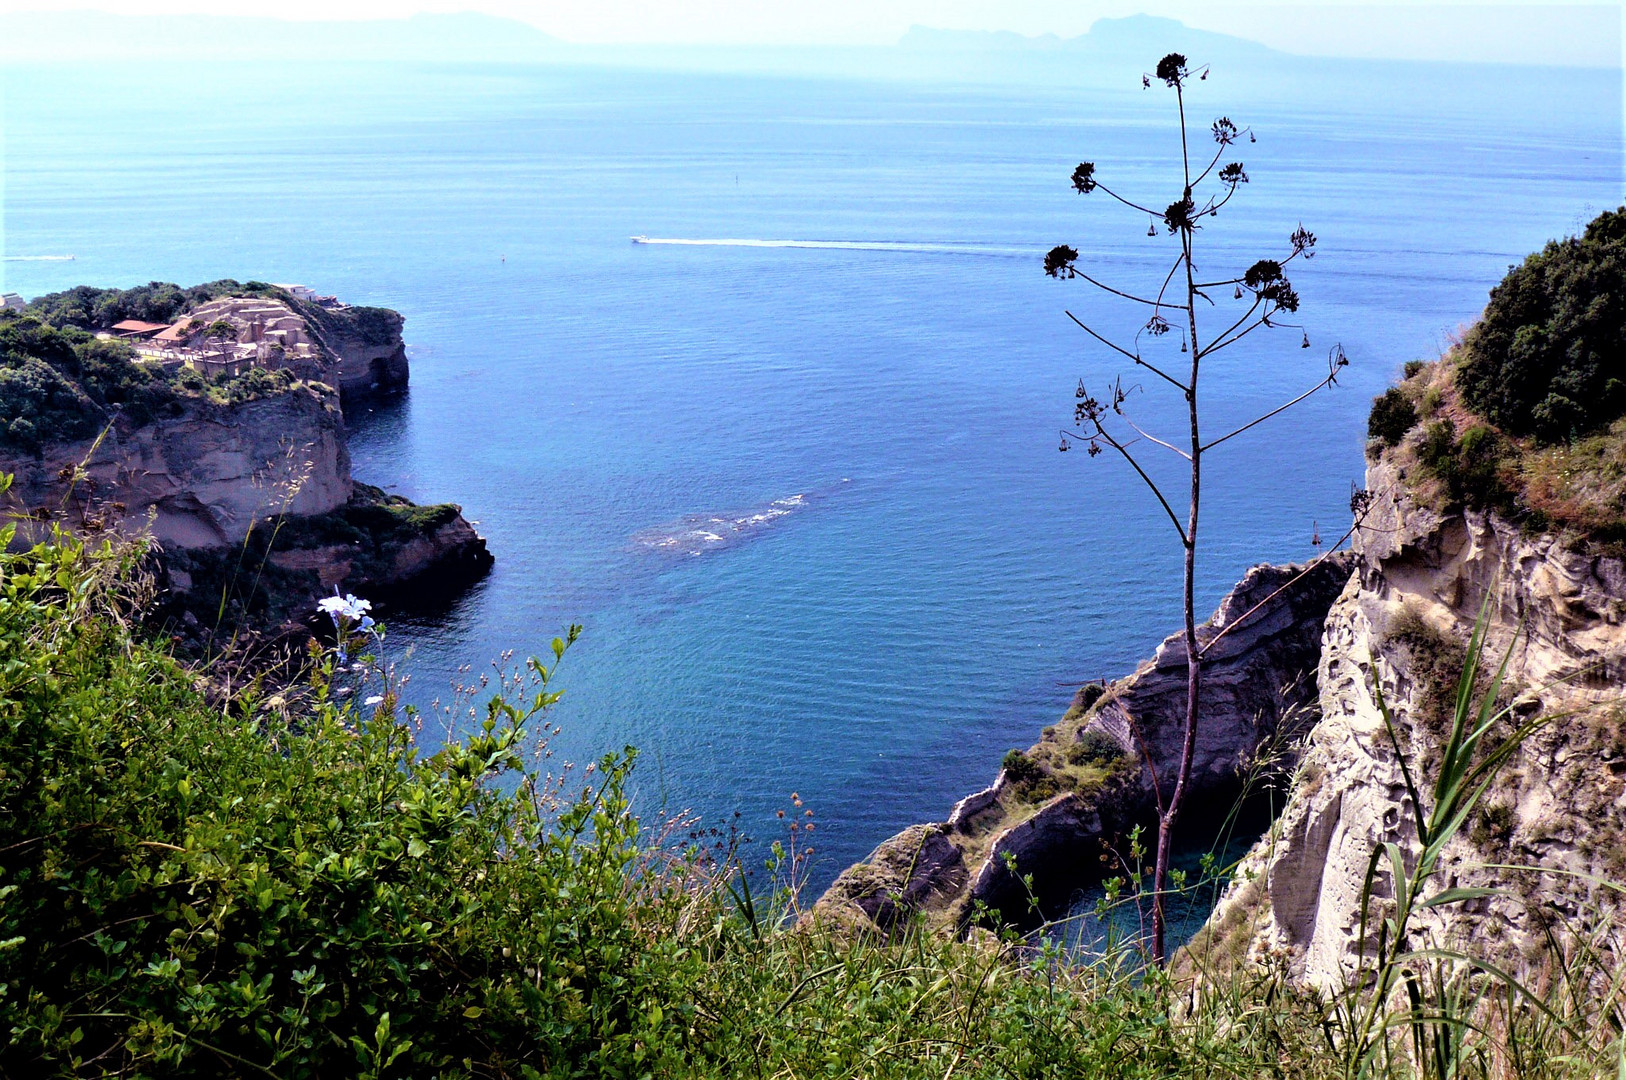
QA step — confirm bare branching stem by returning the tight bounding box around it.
[1063,310,1140,364]
[1197,513,1365,660]
[1049,53,1341,965]
[1061,426,1189,542]
[1200,367,1340,452]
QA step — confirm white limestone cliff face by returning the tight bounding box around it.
[1,386,350,549]
[1203,457,1626,987]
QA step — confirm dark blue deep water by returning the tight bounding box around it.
[3,57,1621,895]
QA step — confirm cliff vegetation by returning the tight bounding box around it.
[2,528,1617,1078]
[0,308,310,453]
[1366,206,1626,546]
[0,284,483,646]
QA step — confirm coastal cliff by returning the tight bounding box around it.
[1,281,488,638]
[817,556,1354,933]
[1195,454,1626,985]
[0,383,351,549]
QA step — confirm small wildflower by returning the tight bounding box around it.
[317,590,373,624]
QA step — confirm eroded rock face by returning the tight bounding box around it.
[817,557,1355,933]
[1203,458,1626,987]
[1,387,350,548]
[317,310,410,402]
[1094,558,1357,795]
[818,825,968,933]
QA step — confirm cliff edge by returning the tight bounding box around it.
[1194,452,1626,987]
[816,555,1354,935]
[0,282,488,640]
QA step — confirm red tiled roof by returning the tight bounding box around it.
[111,319,169,335]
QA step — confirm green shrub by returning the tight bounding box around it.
[0,357,101,450]
[1001,748,1042,784]
[0,529,1616,1079]
[1415,418,1513,511]
[0,532,705,1077]
[221,365,297,404]
[26,279,292,331]
[1457,206,1626,444]
[1403,359,1427,379]
[1069,728,1125,766]
[1367,386,1417,446]
[0,316,187,450]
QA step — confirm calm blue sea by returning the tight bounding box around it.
[3,57,1621,899]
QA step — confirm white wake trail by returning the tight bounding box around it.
[630,236,1034,258]
[3,254,76,262]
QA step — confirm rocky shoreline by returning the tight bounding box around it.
[816,555,1355,935]
[824,438,1626,984]
[0,281,491,643]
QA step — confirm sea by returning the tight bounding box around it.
[3,54,1621,917]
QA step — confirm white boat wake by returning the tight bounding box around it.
[3,254,76,262]
[629,236,1034,258]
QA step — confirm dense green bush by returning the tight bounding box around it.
[0,316,187,449]
[1001,747,1042,784]
[26,280,288,332]
[0,533,704,1077]
[0,357,101,451]
[0,311,318,453]
[1457,207,1626,444]
[0,531,1297,1079]
[1367,386,1417,447]
[1415,418,1514,511]
[1068,729,1125,767]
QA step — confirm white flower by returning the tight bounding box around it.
[364,695,384,707]
[317,591,373,622]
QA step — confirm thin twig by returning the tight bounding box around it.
[1063,310,1140,364]
[1067,425,1188,542]
[1197,516,1364,660]
[1072,270,1167,307]
[1201,372,1339,452]
[1122,415,1192,461]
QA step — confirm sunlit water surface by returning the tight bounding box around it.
[3,58,1620,917]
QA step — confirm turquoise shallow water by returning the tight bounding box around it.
[2,57,1620,901]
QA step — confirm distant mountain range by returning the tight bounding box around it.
[897,17,1276,59]
[0,9,1601,74]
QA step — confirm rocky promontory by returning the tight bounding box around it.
[817,555,1354,934]
[0,280,489,640]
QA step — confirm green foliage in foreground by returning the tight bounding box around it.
[0,532,1619,1078]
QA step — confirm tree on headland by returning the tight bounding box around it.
[1045,52,1351,964]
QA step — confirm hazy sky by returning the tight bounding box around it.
[2,1,1621,66]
